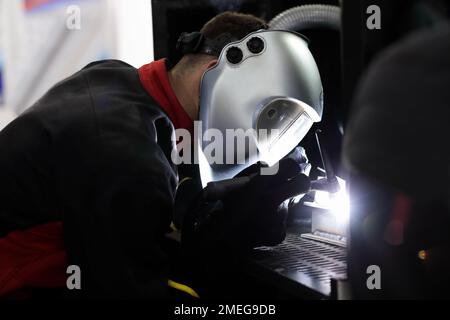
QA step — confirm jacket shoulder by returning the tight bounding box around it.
[81,59,135,71]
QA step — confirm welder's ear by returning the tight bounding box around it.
[206,59,218,70]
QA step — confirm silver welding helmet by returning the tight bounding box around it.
[197,30,323,186]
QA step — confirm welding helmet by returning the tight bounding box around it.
[197,30,323,186]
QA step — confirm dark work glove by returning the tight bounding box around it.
[285,146,311,177]
[181,157,311,254]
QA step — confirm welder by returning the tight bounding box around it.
[0,12,322,298]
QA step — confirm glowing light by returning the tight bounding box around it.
[313,177,350,225]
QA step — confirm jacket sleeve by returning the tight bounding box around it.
[61,135,177,299]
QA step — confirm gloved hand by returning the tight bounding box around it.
[181,155,311,254]
[175,148,310,298]
[285,146,312,177]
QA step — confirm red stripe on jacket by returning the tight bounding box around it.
[0,222,67,296]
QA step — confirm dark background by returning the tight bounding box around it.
[151,0,342,174]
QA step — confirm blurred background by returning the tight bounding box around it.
[0,0,154,130]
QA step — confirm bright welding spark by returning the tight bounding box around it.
[313,177,350,225]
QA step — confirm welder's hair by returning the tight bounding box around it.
[178,12,266,70]
[200,12,267,42]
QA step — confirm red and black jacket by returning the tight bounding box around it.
[0,60,189,298]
